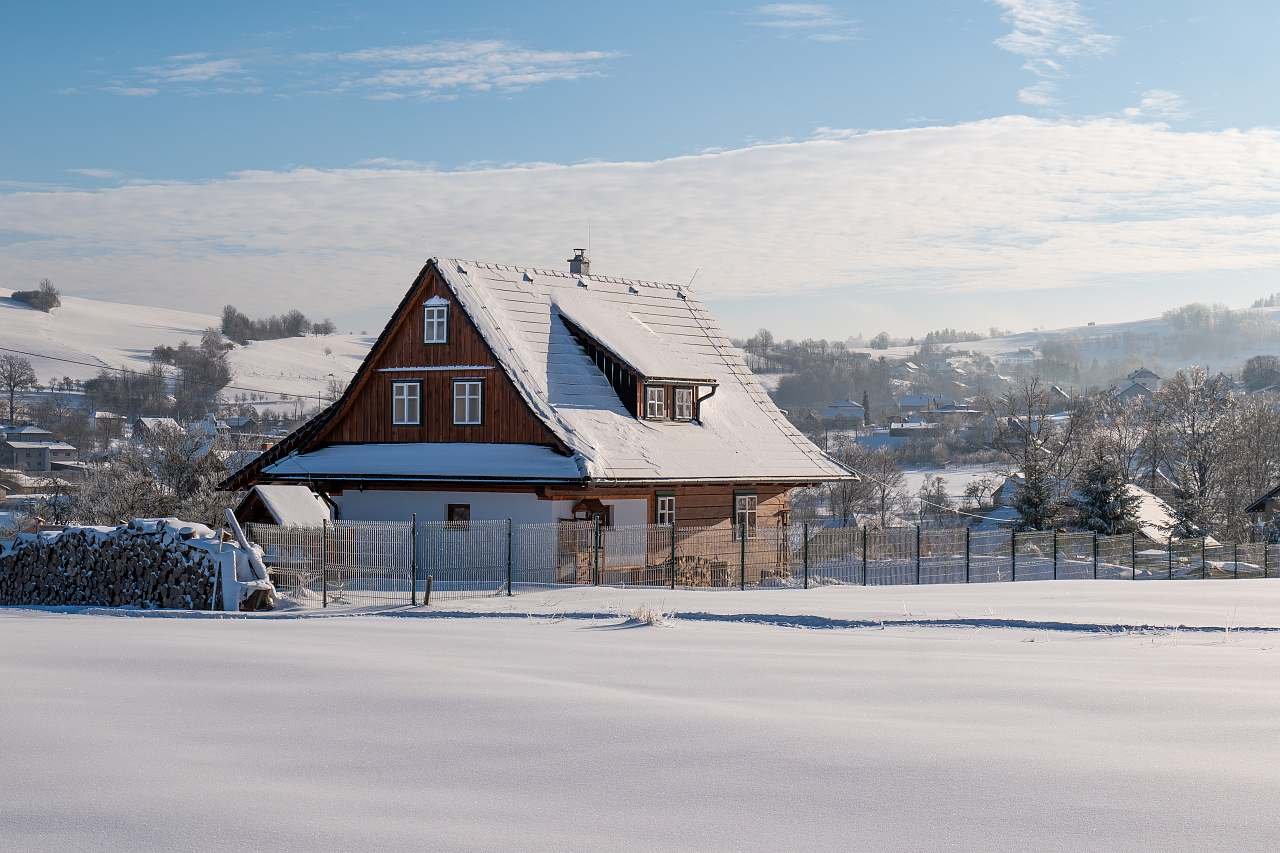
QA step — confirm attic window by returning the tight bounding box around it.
[423,298,448,344]
[673,387,694,421]
[644,386,666,419]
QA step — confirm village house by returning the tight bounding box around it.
[821,399,866,425]
[0,424,77,473]
[225,253,853,529]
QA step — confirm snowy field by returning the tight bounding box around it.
[4,581,1280,851]
[0,289,371,402]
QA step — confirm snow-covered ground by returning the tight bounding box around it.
[0,289,371,402]
[4,580,1280,851]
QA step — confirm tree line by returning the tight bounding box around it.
[220,305,336,344]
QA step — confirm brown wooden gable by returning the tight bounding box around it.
[314,262,563,447]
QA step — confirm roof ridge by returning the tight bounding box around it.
[437,257,692,293]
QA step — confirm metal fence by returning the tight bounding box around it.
[246,519,1280,608]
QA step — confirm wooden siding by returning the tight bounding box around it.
[318,267,562,447]
[546,483,791,528]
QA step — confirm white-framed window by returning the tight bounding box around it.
[453,379,483,425]
[423,301,448,344]
[673,386,694,420]
[391,381,420,425]
[656,494,676,526]
[734,493,758,540]
[644,385,666,419]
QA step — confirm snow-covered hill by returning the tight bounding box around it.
[0,290,372,402]
[851,307,1280,371]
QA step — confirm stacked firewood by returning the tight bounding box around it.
[0,521,221,609]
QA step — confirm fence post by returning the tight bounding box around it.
[424,573,433,606]
[316,520,327,608]
[915,525,921,585]
[802,522,810,589]
[1168,536,1174,580]
[1266,541,1270,579]
[1131,532,1137,580]
[505,518,513,596]
[964,527,971,583]
[1011,530,1017,582]
[669,522,677,590]
[410,513,418,606]
[1201,538,1206,580]
[592,518,601,586]
[1052,531,1058,580]
[739,524,747,591]
[1234,542,1240,579]
[1092,532,1098,580]
[861,526,868,586]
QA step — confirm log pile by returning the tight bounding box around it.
[0,518,270,610]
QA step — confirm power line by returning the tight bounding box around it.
[0,344,351,401]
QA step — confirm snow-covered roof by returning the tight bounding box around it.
[3,441,54,450]
[1,425,52,437]
[433,259,849,482]
[247,484,332,527]
[263,442,584,482]
[553,290,713,381]
[134,416,181,433]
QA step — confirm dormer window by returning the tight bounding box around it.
[645,386,666,419]
[673,387,694,421]
[423,297,448,344]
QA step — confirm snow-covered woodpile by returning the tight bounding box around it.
[0,518,276,611]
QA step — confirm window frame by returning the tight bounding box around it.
[452,378,484,426]
[656,492,676,526]
[644,385,667,419]
[673,386,695,421]
[447,503,471,527]
[391,380,421,426]
[733,492,758,540]
[423,300,448,344]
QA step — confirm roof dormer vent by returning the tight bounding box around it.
[568,248,590,276]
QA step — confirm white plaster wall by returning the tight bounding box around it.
[332,490,559,524]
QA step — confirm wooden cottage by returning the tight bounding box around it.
[224,254,853,534]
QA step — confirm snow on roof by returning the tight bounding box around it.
[435,259,850,482]
[134,417,181,433]
[2,425,52,436]
[4,441,54,450]
[249,484,332,527]
[552,290,712,381]
[264,443,585,482]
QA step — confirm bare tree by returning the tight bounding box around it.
[1155,367,1235,537]
[0,354,37,423]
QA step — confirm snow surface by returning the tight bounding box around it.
[0,289,371,402]
[3,581,1280,851]
[265,442,585,481]
[438,260,849,482]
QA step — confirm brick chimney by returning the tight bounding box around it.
[568,248,590,276]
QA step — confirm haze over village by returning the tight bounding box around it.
[4,3,1280,851]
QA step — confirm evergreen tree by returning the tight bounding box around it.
[1013,461,1058,531]
[1075,457,1141,534]
[861,389,870,427]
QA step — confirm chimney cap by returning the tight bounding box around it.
[568,248,591,275]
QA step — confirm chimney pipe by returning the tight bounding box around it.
[568,248,590,276]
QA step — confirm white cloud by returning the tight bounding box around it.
[97,40,617,100]
[4,117,1280,335]
[146,57,244,83]
[750,4,859,41]
[65,169,121,179]
[991,0,1116,106]
[1124,89,1189,121]
[101,85,158,97]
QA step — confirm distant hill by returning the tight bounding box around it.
[852,306,1280,378]
[0,289,372,404]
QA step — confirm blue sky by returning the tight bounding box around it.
[3,1,1280,338]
